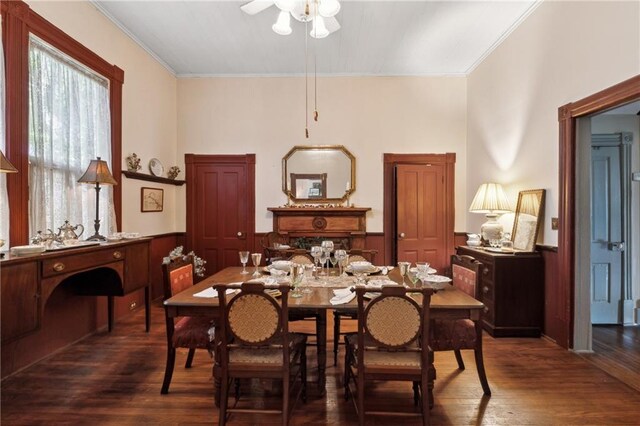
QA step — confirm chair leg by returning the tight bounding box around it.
[474,347,492,396]
[357,370,365,426]
[421,373,431,426]
[161,347,176,394]
[454,349,465,370]
[333,312,340,366]
[282,371,290,426]
[343,337,350,401]
[234,378,241,401]
[185,348,196,368]
[219,373,229,426]
[302,348,308,403]
[413,381,420,406]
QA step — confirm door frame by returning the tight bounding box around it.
[558,74,640,349]
[383,153,456,267]
[185,154,256,256]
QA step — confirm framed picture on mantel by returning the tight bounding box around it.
[141,187,163,212]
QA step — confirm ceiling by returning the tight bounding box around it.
[91,0,541,77]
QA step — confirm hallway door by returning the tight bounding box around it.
[186,154,255,274]
[590,140,625,324]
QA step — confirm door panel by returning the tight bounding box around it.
[590,145,622,324]
[396,163,447,272]
[187,155,255,275]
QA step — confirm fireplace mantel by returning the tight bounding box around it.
[267,207,371,249]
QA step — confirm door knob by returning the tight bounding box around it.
[237,231,243,237]
[608,241,625,252]
[399,232,405,239]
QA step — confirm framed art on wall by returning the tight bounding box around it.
[141,187,164,212]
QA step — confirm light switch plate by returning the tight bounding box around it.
[632,172,640,181]
[551,217,559,230]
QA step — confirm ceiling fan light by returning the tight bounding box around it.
[310,15,329,38]
[318,0,340,18]
[291,0,313,22]
[274,0,295,12]
[273,10,292,35]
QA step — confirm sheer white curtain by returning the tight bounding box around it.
[0,17,10,247]
[28,36,115,237]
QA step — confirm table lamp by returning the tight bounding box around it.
[469,183,511,244]
[77,157,117,241]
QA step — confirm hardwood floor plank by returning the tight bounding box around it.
[2,303,639,425]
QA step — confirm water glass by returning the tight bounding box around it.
[407,268,421,288]
[416,261,430,275]
[334,249,347,276]
[251,252,262,277]
[290,264,305,298]
[239,251,250,274]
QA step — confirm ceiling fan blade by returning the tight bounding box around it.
[325,16,341,33]
[240,0,275,15]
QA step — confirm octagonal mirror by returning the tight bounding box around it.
[282,145,355,203]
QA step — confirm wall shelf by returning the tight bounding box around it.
[121,171,185,186]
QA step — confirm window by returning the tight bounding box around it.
[28,36,115,236]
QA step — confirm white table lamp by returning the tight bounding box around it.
[469,183,511,244]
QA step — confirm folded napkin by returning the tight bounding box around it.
[330,287,356,305]
[193,287,237,298]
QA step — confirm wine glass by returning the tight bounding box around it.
[398,261,411,286]
[290,264,305,298]
[310,246,322,279]
[319,249,328,277]
[239,251,250,274]
[251,252,262,277]
[334,249,347,276]
[416,261,430,276]
[407,268,421,288]
[320,240,334,275]
[329,255,338,275]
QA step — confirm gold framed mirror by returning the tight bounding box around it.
[282,145,355,203]
[511,189,545,251]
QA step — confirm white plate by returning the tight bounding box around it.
[409,266,437,275]
[366,279,396,288]
[148,158,164,177]
[485,247,515,254]
[423,274,452,283]
[346,265,380,275]
[10,245,46,256]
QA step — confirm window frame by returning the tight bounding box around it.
[2,0,123,245]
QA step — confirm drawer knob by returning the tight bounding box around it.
[483,286,489,294]
[113,251,122,259]
[53,262,65,272]
[483,267,489,275]
[483,306,489,314]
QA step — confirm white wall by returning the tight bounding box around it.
[177,76,467,233]
[467,0,640,245]
[27,0,179,236]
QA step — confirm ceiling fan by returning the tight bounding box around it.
[241,0,341,38]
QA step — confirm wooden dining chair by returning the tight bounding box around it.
[344,285,435,426]
[260,231,289,264]
[161,254,216,394]
[332,254,368,366]
[430,254,491,396]
[214,282,307,426]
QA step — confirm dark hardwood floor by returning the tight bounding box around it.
[579,325,640,393]
[2,303,640,425]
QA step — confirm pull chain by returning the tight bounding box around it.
[304,16,309,139]
[313,0,319,122]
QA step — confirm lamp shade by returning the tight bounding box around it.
[0,150,18,173]
[310,15,329,38]
[273,10,292,35]
[77,157,117,185]
[469,183,511,213]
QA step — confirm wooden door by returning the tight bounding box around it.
[186,155,255,275]
[590,144,623,324]
[384,154,455,273]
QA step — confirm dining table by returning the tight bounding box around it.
[163,266,485,402]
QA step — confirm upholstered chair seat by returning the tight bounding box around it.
[172,316,216,349]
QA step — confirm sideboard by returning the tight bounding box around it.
[456,245,544,337]
[1,238,151,344]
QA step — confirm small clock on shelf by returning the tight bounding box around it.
[148,158,164,177]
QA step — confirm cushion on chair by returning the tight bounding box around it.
[169,264,194,296]
[430,318,477,351]
[365,296,420,347]
[452,264,476,298]
[229,333,307,365]
[345,334,434,372]
[172,316,215,349]
[229,294,279,344]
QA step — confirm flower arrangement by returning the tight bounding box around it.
[167,165,181,180]
[126,153,141,172]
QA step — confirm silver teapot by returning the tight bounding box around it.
[56,220,84,242]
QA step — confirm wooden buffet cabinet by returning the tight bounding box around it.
[1,238,151,344]
[456,246,544,337]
